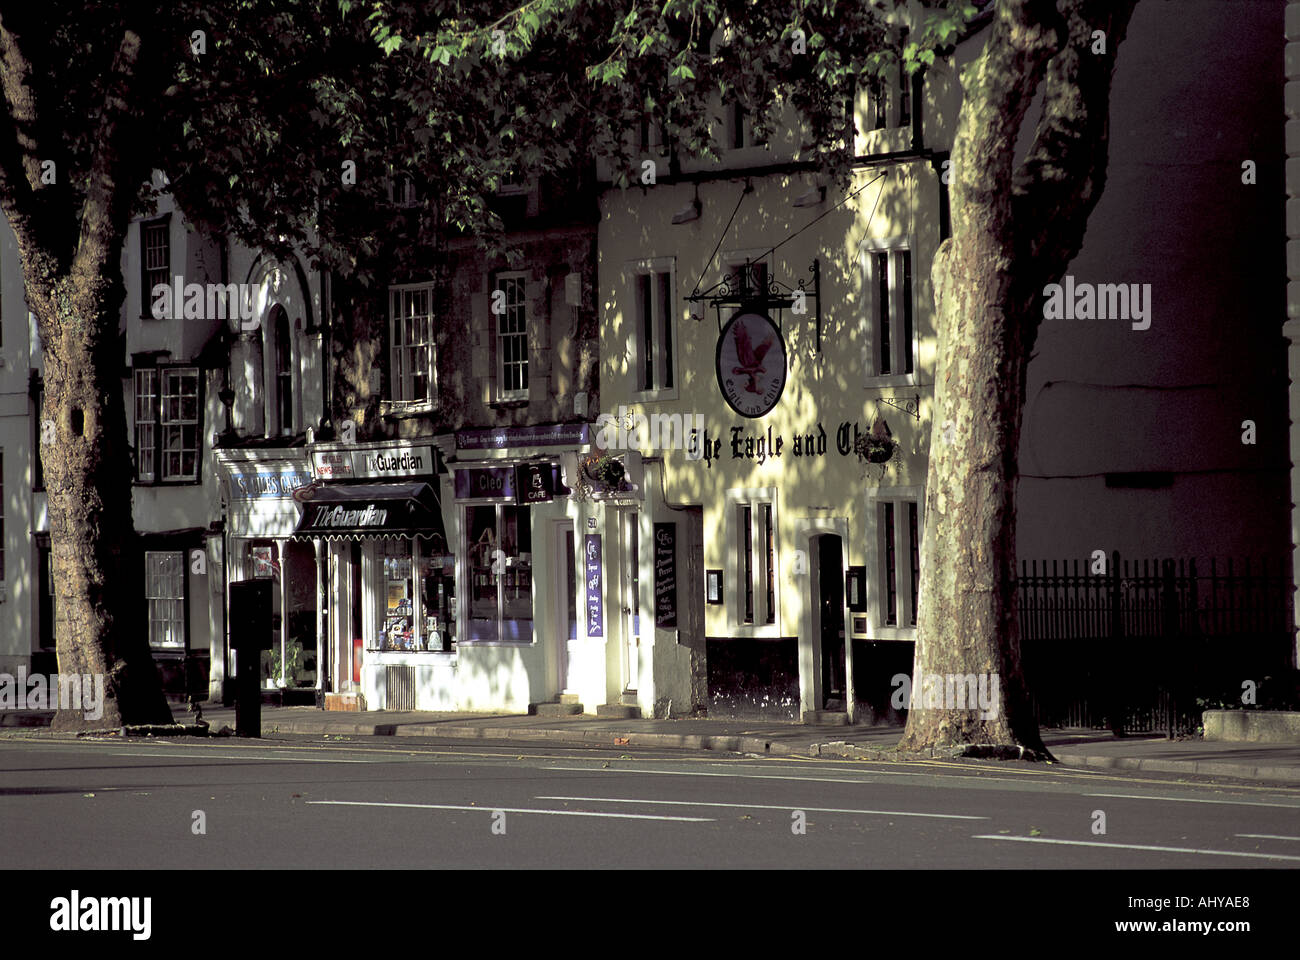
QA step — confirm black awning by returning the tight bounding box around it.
[291,481,447,543]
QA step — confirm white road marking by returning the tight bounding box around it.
[307,800,714,822]
[550,765,875,784]
[973,834,1300,862]
[93,750,375,763]
[536,795,987,820]
[1236,833,1300,842]
[1084,792,1300,809]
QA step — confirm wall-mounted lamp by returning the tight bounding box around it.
[793,186,825,208]
[671,198,701,224]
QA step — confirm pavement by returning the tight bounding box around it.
[6,702,1300,785]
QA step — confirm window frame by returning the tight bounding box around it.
[139,215,171,320]
[726,487,779,634]
[463,502,534,645]
[860,236,917,387]
[493,272,530,402]
[144,549,186,651]
[132,364,202,485]
[864,486,923,640]
[627,257,678,401]
[387,283,437,408]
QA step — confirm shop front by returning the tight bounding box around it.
[217,449,318,702]
[447,424,589,713]
[296,439,452,710]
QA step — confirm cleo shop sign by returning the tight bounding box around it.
[585,534,603,638]
[716,311,787,418]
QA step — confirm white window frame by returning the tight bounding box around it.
[388,283,436,407]
[860,236,917,387]
[724,487,779,635]
[724,249,771,304]
[141,218,170,317]
[864,485,923,640]
[494,272,530,401]
[626,257,678,401]
[867,63,913,132]
[134,369,157,482]
[160,367,201,482]
[145,550,186,650]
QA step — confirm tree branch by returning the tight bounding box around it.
[71,26,148,288]
[0,14,62,263]
[1011,0,1139,285]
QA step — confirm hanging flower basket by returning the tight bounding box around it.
[582,453,626,488]
[855,416,897,464]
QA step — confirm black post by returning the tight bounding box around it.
[1108,550,1125,737]
[230,580,272,738]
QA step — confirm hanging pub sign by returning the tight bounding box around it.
[514,462,555,504]
[716,311,787,418]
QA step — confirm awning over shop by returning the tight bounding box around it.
[290,482,447,544]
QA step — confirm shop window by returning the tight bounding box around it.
[377,537,456,652]
[466,504,533,643]
[494,273,529,400]
[145,550,185,650]
[862,241,914,381]
[389,284,435,404]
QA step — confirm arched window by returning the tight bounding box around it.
[272,305,293,434]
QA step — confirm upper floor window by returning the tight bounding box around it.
[861,241,914,380]
[388,285,435,405]
[868,63,915,132]
[272,306,294,434]
[140,216,170,317]
[134,366,201,483]
[494,273,529,400]
[629,258,676,396]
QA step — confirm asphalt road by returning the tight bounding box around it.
[1,734,1298,869]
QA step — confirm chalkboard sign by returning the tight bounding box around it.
[653,522,678,628]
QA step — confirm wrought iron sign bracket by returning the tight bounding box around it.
[688,258,822,349]
[874,394,921,421]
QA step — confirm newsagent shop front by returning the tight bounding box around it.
[295,440,455,711]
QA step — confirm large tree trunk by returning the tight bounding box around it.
[900,0,1137,754]
[0,21,172,729]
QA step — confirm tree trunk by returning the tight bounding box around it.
[0,21,173,729]
[900,0,1137,754]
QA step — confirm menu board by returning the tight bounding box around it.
[653,522,677,628]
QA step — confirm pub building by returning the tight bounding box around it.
[298,424,655,714]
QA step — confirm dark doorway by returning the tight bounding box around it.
[816,535,846,709]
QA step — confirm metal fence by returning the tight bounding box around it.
[1016,552,1294,735]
